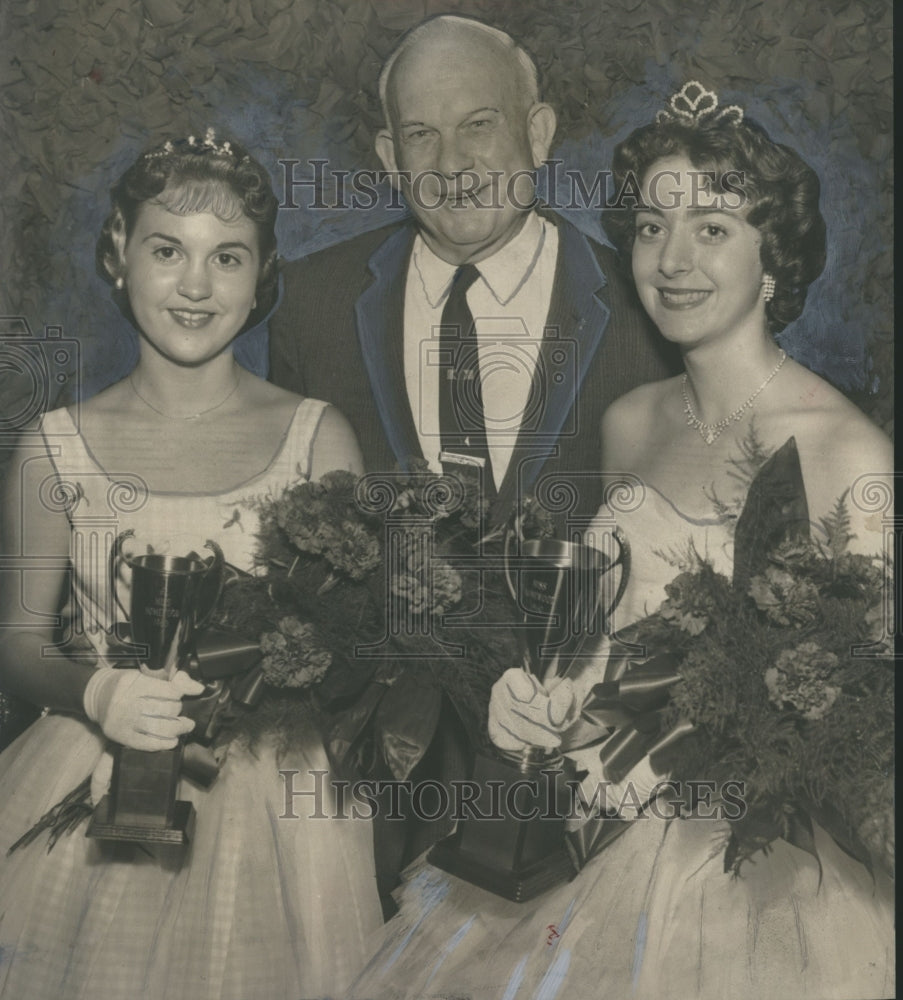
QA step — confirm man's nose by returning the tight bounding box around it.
[435,132,475,178]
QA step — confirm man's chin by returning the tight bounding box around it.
[418,212,527,264]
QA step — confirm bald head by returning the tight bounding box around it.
[373,14,556,264]
[379,16,540,129]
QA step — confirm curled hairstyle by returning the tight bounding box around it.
[96,134,279,333]
[603,112,827,333]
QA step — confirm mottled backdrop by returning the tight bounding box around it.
[0,0,892,446]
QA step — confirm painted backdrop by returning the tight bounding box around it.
[0,0,893,443]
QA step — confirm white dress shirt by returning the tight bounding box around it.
[403,212,559,489]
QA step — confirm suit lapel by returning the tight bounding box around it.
[493,216,612,514]
[355,226,422,469]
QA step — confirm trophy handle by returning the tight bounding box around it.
[503,516,528,603]
[109,529,136,621]
[195,539,225,629]
[602,526,631,625]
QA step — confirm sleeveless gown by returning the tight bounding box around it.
[344,456,895,1000]
[0,400,383,1000]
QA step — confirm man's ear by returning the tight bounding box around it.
[527,103,557,168]
[375,129,401,189]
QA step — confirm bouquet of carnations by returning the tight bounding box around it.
[625,485,894,880]
[217,464,554,781]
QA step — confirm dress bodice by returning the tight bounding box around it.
[595,484,735,631]
[2,398,385,999]
[569,438,808,699]
[39,399,327,661]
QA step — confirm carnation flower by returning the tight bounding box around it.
[657,570,721,635]
[389,535,462,616]
[274,479,381,578]
[325,521,382,579]
[763,642,840,720]
[260,617,333,688]
[748,566,820,626]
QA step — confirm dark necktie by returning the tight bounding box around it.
[438,265,494,494]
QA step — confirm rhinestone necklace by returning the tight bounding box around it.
[128,366,242,420]
[682,350,787,445]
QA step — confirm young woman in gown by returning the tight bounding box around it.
[344,86,894,1000]
[0,134,383,999]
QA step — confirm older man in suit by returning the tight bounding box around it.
[270,14,676,517]
[269,14,677,913]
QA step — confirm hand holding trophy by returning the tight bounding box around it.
[86,529,224,846]
[83,664,202,750]
[487,670,579,754]
[429,527,630,901]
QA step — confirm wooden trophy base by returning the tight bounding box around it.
[429,836,575,903]
[428,747,578,903]
[86,745,196,847]
[87,797,196,846]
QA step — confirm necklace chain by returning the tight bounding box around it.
[682,350,787,445]
[128,366,242,420]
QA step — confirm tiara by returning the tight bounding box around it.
[144,128,236,161]
[655,82,744,126]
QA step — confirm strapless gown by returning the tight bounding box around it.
[344,456,895,1000]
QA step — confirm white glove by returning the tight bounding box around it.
[566,746,665,824]
[83,667,204,751]
[488,668,579,753]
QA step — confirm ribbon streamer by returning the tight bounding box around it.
[562,653,695,870]
[576,652,691,784]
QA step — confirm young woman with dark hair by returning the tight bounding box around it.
[0,132,382,1000]
[346,85,894,1000]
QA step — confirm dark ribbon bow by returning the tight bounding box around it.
[178,627,264,784]
[564,653,694,870]
[577,652,691,783]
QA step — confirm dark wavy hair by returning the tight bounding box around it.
[96,134,279,333]
[602,112,827,333]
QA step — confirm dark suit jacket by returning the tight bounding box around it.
[269,211,678,519]
[268,212,679,911]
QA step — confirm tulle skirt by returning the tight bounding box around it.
[346,811,894,1000]
[0,712,383,1000]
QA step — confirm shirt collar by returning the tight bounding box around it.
[412,211,547,309]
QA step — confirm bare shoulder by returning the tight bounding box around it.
[309,402,363,478]
[782,364,892,479]
[240,371,303,411]
[776,365,892,552]
[601,376,680,469]
[77,378,131,416]
[240,375,357,448]
[603,377,677,431]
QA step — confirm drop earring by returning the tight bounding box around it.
[115,276,124,290]
[761,273,775,302]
